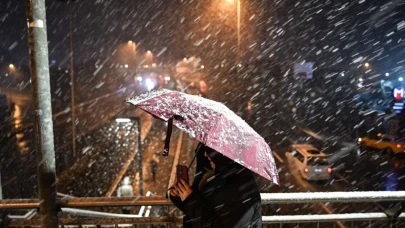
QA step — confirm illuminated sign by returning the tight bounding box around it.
[392,86,404,100]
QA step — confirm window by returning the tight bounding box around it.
[307,157,329,166]
[293,150,305,163]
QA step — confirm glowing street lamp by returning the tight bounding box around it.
[385,73,390,77]
[146,50,152,55]
[9,64,15,69]
[364,62,370,68]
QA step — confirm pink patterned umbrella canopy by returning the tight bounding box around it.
[126,89,279,184]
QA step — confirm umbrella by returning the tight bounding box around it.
[126,89,279,184]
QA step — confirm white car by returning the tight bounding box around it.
[285,144,332,181]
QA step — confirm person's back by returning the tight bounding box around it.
[117,177,134,214]
[117,177,133,197]
[196,163,262,227]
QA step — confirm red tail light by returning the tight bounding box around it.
[327,167,332,174]
[394,161,399,169]
[397,144,402,148]
[304,168,309,173]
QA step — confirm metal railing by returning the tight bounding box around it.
[1,191,404,227]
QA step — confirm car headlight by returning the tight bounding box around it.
[358,138,362,142]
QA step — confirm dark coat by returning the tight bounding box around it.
[170,147,262,228]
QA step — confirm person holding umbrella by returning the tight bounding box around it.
[169,143,262,227]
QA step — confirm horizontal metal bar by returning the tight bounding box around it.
[261,191,405,204]
[7,213,404,226]
[8,217,180,226]
[0,196,171,209]
[262,213,405,223]
[60,208,142,218]
[59,196,171,207]
[2,191,405,209]
[0,199,40,209]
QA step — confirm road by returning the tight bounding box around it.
[1,89,405,227]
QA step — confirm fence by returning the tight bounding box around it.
[1,191,404,227]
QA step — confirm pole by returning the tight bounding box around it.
[0,166,2,200]
[25,0,59,227]
[135,118,143,196]
[237,0,241,65]
[69,2,77,160]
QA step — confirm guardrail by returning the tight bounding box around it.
[1,191,404,227]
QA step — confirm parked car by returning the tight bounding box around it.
[358,133,405,154]
[285,144,332,181]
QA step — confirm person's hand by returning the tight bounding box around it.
[169,186,179,197]
[174,179,193,201]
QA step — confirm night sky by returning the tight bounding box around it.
[1,0,405,78]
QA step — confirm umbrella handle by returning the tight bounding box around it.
[162,117,173,156]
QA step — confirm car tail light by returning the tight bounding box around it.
[327,167,332,174]
[397,144,402,148]
[304,168,309,173]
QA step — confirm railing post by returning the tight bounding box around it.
[135,118,143,196]
[25,0,58,228]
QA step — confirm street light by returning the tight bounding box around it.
[364,62,370,68]
[147,50,152,55]
[9,64,15,69]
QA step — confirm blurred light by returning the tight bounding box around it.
[65,70,68,73]
[201,65,205,69]
[9,64,15,69]
[145,78,155,91]
[147,50,152,54]
[116,118,131,123]
[340,72,344,77]
[399,77,403,82]
[237,63,242,68]
[5,73,9,77]
[304,168,309,173]
[394,161,400,168]
[226,0,234,2]
[124,64,128,68]
[152,63,156,67]
[359,78,363,82]
[51,60,56,64]
[381,80,385,83]
[364,62,370,68]
[128,40,133,44]
[143,65,149,68]
[136,76,143,81]
[385,73,390,76]
[358,138,362,142]
[183,58,187,61]
[327,167,332,174]
[164,76,170,81]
